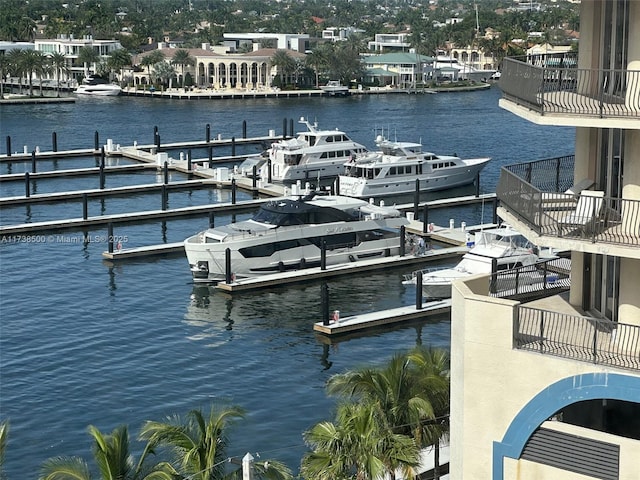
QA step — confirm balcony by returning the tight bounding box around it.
[515,302,640,372]
[498,55,640,129]
[496,156,640,257]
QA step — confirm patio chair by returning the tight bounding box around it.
[559,190,605,236]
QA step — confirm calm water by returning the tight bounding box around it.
[0,88,574,478]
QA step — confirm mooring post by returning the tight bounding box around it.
[209,212,215,228]
[231,178,236,204]
[187,149,192,172]
[242,120,247,139]
[82,193,88,219]
[231,136,236,157]
[289,118,294,138]
[413,178,419,219]
[400,225,406,256]
[490,257,498,294]
[282,118,287,138]
[225,248,232,284]
[107,223,114,253]
[161,184,167,210]
[99,162,105,189]
[25,172,30,197]
[153,125,158,143]
[321,239,327,270]
[252,165,257,189]
[205,123,210,143]
[415,271,423,310]
[155,132,160,152]
[163,161,169,184]
[267,158,272,184]
[493,197,498,225]
[52,131,57,152]
[6,136,11,157]
[422,204,429,234]
[208,145,213,168]
[475,171,480,197]
[31,150,36,173]
[321,283,330,326]
[94,131,99,151]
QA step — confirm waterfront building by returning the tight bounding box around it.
[34,35,122,82]
[222,33,309,53]
[367,33,411,53]
[363,52,434,88]
[450,1,640,479]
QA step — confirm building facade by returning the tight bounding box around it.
[450,1,640,479]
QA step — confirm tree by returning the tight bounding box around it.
[270,50,296,88]
[77,46,100,78]
[6,49,25,94]
[108,49,132,85]
[19,50,47,97]
[152,61,176,89]
[139,405,292,480]
[301,402,420,480]
[39,424,173,480]
[305,44,332,88]
[140,50,166,86]
[0,55,9,99]
[170,49,195,88]
[48,52,69,97]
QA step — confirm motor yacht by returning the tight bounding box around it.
[184,192,410,282]
[74,75,122,96]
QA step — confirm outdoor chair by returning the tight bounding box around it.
[559,190,605,236]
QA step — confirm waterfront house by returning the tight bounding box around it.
[449,1,640,479]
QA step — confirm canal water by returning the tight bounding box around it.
[0,87,574,478]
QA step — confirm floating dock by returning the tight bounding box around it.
[313,300,452,337]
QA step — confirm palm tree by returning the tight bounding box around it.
[39,424,173,480]
[19,50,47,97]
[0,55,9,99]
[48,52,69,97]
[170,49,195,88]
[6,49,25,94]
[107,48,132,85]
[140,50,165,87]
[77,46,100,78]
[139,405,292,480]
[305,44,331,88]
[270,50,296,88]
[301,402,420,480]
[326,346,450,479]
[152,61,176,90]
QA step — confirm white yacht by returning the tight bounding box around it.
[403,225,550,299]
[184,192,410,282]
[74,75,122,96]
[320,80,350,96]
[258,117,368,184]
[338,135,490,198]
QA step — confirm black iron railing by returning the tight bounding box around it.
[491,256,571,302]
[497,157,640,247]
[499,55,640,119]
[515,306,640,371]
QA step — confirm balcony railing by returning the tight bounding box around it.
[515,306,640,371]
[497,156,640,248]
[491,256,571,302]
[499,55,640,120]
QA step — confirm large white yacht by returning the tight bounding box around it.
[338,135,490,198]
[258,117,368,184]
[184,192,410,282]
[74,75,122,96]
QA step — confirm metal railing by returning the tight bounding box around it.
[491,256,571,301]
[499,55,640,119]
[515,306,640,371]
[497,157,640,247]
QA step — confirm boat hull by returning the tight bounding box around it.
[75,85,122,96]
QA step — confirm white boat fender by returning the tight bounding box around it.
[429,223,435,232]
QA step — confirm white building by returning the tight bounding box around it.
[367,33,411,53]
[222,33,309,53]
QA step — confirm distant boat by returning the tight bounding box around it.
[320,80,350,96]
[74,75,122,96]
[338,134,490,198]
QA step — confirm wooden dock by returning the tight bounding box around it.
[313,300,452,337]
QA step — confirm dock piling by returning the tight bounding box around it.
[414,179,420,219]
[187,149,192,172]
[252,166,257,189]
[400,226,406,256]
[82,193,88,219]
[52,132,57,152]
[209,212,215,228]
[107,223,114,253]
[206,124,210,143]
[25,172,30,197]
[161,184,167,210]
[31,150,36,173]
[422,205,429,233]
[415,271,423,310]
[267,158,272,184]
[208,146,213,168]
[282,118,287,138]
[231,179,236,204]
[6,136,11,157]
[231,136,236,157]
[163,161,169,184]
[321,239,327,270]
[321,283,330,326]
[289,119,293,138]
[242,120,247,139]
[225,248,232,284]
[94,131,99,151]
[475,171,480,197]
